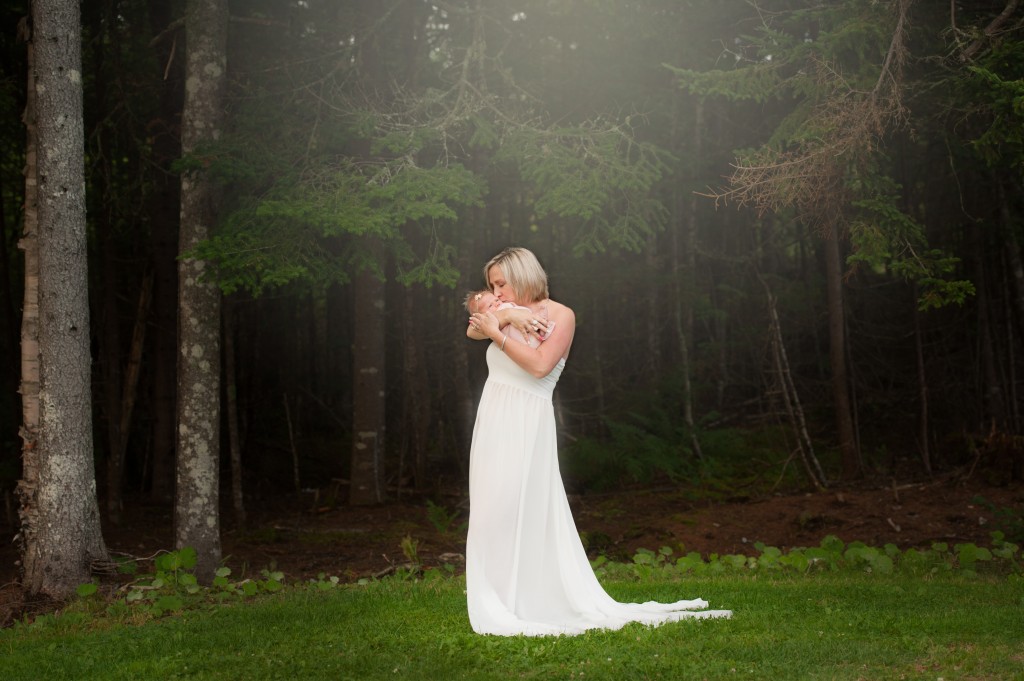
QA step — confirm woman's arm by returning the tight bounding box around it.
[466,305,547,341]
[471,300,575,378]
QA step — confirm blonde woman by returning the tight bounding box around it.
[465,247,730,635]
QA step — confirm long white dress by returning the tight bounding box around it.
[466,342,732,636]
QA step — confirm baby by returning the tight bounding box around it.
[464,290,554,349]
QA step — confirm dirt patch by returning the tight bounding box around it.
[1,475,1020,626]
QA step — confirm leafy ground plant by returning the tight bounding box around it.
[2,536,1021,680]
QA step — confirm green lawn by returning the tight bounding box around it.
[2,571,1022,680]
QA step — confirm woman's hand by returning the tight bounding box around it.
[504,307,551,340]
[500,300,575,378]
[469,311,501,338]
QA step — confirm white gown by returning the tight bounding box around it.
[466,342,732,636]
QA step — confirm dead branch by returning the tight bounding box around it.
[759,272,828,490]
[701,2,913,231]
[960,0,1022,62]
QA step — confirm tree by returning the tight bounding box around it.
[175,0,228,581]
[18,0,107,597]
[670,0,977,479]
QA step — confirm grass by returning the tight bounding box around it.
[2,570,1022,680]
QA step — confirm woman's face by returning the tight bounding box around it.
[488,265,517,304]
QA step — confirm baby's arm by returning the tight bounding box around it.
[497,303,528,345]
[472,301,574,377]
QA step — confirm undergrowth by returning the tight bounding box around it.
[595,531,1021,582]
[10,530,1019,633]
[3,534,1022,680]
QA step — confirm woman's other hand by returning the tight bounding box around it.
[504,307,550,340]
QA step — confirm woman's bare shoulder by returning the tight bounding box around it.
[546,299,575,322]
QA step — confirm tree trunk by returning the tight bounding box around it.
[108,273,153,523]
[912,283,932,476]
[402,292,431,491]
[823,232,860,479]
[150,238,178,504]
[973,223,1005,430]
[16,14,41,587]
[146,0,182,505]
[761,273,827,490]
[84,0,126,526]
[0,173,19,393]
[683,99,704,459]
[22,0,108,597]
[349,244,387,505]
[645,242,661,373]
[223,299,245,526]
[997,179,1024,357]
[174,0,227,581]
[99,206,125,523]
[0,170,19,484]
[451,242,477,481]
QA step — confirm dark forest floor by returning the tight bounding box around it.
[1,472,1021,627]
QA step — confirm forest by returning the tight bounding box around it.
[0,0,1022,598]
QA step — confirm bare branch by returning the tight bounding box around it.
[960,0,1021,61]
[701,2,913,234]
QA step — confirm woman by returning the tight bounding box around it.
[465,247,730,636]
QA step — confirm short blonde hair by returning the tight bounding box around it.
[483,247,549,304]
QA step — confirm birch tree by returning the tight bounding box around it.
[175,0,228,581]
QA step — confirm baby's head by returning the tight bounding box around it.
[465,290,499,314]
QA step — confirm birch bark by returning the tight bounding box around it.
[174,0,227,580]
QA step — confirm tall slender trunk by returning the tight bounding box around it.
[645,242,661,373]
[452,304,474,480]
[146,0,181,504]
[0,174,19,390]
[452,238,477,481]
[175,0,227,581]
[22,0,108,597]
[672,98,703,459]
[823,232,860,479]
[86,0,126,525]
[402,291,431,491]
[592,295,607,417]
[1001,265,1021,438]
[150,241,177,504]
[345,0,391,506]
[107,273,152,522]
[349,243,387,505]
[973,224,1005,430]
[223,299,245,526]
[16,15,41,585]
[99,209,125,522]
[0,171,19,486]
[997,180,1024,359]
[761,273,827,490]
[912,283,932,476]
[684,100,704,458]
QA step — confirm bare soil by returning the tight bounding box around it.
[1,474,1021,627]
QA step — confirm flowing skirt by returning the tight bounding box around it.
[465,344,731,636]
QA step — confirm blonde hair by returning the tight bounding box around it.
[483,247,549,304]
